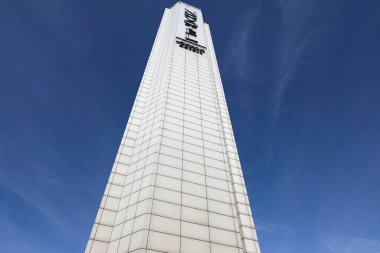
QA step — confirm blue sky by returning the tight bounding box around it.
[1,0,379,252]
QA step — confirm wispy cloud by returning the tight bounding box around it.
[227,7,260,82]
[256,220,380,253]
[225,5,262,115]
[0,172,74,234]
[0,210,46,253]
[319,233,380,253]
[225,0,323,119]
[272,0,320,118]
[256,219,295,234]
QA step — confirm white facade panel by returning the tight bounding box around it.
[86,2,261,253]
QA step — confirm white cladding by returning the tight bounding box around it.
[86,2,261,253]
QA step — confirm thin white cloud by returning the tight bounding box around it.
[225,0,324,119]
[272,0,320,118]
[225,6,262,115]
[0,173,73,234]
[319,233,380,253]
[256,219,295,234]
[227,7,259,82]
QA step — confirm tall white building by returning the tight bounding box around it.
[86,2,261,253]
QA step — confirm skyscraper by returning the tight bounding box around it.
[86,2,260,253]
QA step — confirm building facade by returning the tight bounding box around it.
[86,2,260,253]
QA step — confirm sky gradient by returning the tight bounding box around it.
[1,0,380,252]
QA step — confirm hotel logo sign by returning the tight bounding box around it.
[184,8,198,44]
[176,8,205,55]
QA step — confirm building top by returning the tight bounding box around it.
[175,1,202,12]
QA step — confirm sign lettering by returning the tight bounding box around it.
[184,8,198,44]
[176,8,205,55]
[176,40,205,55]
